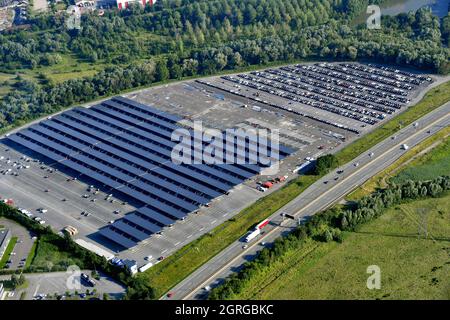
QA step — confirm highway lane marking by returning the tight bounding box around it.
[179,111,450,300]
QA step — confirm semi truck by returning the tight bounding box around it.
[244,219,270,242]
[245,229,260,242]
[256,219,270,229]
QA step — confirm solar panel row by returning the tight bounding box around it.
[8,97,293,249]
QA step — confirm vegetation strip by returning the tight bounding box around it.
[208,176,450,299]
[0,237,18,269]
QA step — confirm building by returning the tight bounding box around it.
[116,0,156,10]
[0,228,11,260]
[75,0,96,13]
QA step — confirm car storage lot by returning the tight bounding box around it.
[0,61,435,271]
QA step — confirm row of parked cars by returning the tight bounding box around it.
[345,63,431,86]
[252,71,388,119]
[304,63,411,97]
[198,79,361,134]
[276,67,402,111]
[228,73,379,126]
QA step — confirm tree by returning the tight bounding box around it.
[155,60,169,82]
[124,277,155,300]
[313,154,339,175]
[340,215,349,230]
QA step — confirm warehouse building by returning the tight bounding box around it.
[7,97,292,249]
[0,228,11,260]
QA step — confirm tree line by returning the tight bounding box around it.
[1,8,448,130]
[207,175,450,299]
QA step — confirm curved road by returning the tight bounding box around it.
[162,101,450,300]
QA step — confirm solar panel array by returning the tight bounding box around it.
[8,97,293,248]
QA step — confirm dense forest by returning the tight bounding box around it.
[0,0,449,129]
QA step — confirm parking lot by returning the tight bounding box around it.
[0,270,125,300]
[0,61,435,271]
[0,218,35,270]
[199,62,432,135]
[0,142,136,253]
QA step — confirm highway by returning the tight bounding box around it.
[162,100,450,300]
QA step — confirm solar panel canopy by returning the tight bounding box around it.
[8,96,293,248]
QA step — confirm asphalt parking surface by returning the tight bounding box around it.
[0,270,125,300]
[0,218,35,270]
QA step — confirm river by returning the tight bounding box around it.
[380,0,449,18]
[353,0,449,25]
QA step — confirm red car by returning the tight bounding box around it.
[167,292,174,298]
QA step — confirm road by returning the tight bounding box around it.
[162,101,450,300]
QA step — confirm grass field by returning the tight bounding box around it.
[0,72,15,96]
[24,240,38,269]
[391,137,450,185]
[231,193,450,300]
[347,127,450,200]
[29,235,84,271]
[0,54,108,98]
[0,237,17,269]
[137,80,450,298]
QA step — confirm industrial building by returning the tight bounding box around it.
[0,228,11,260]
[7,97,292,249]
